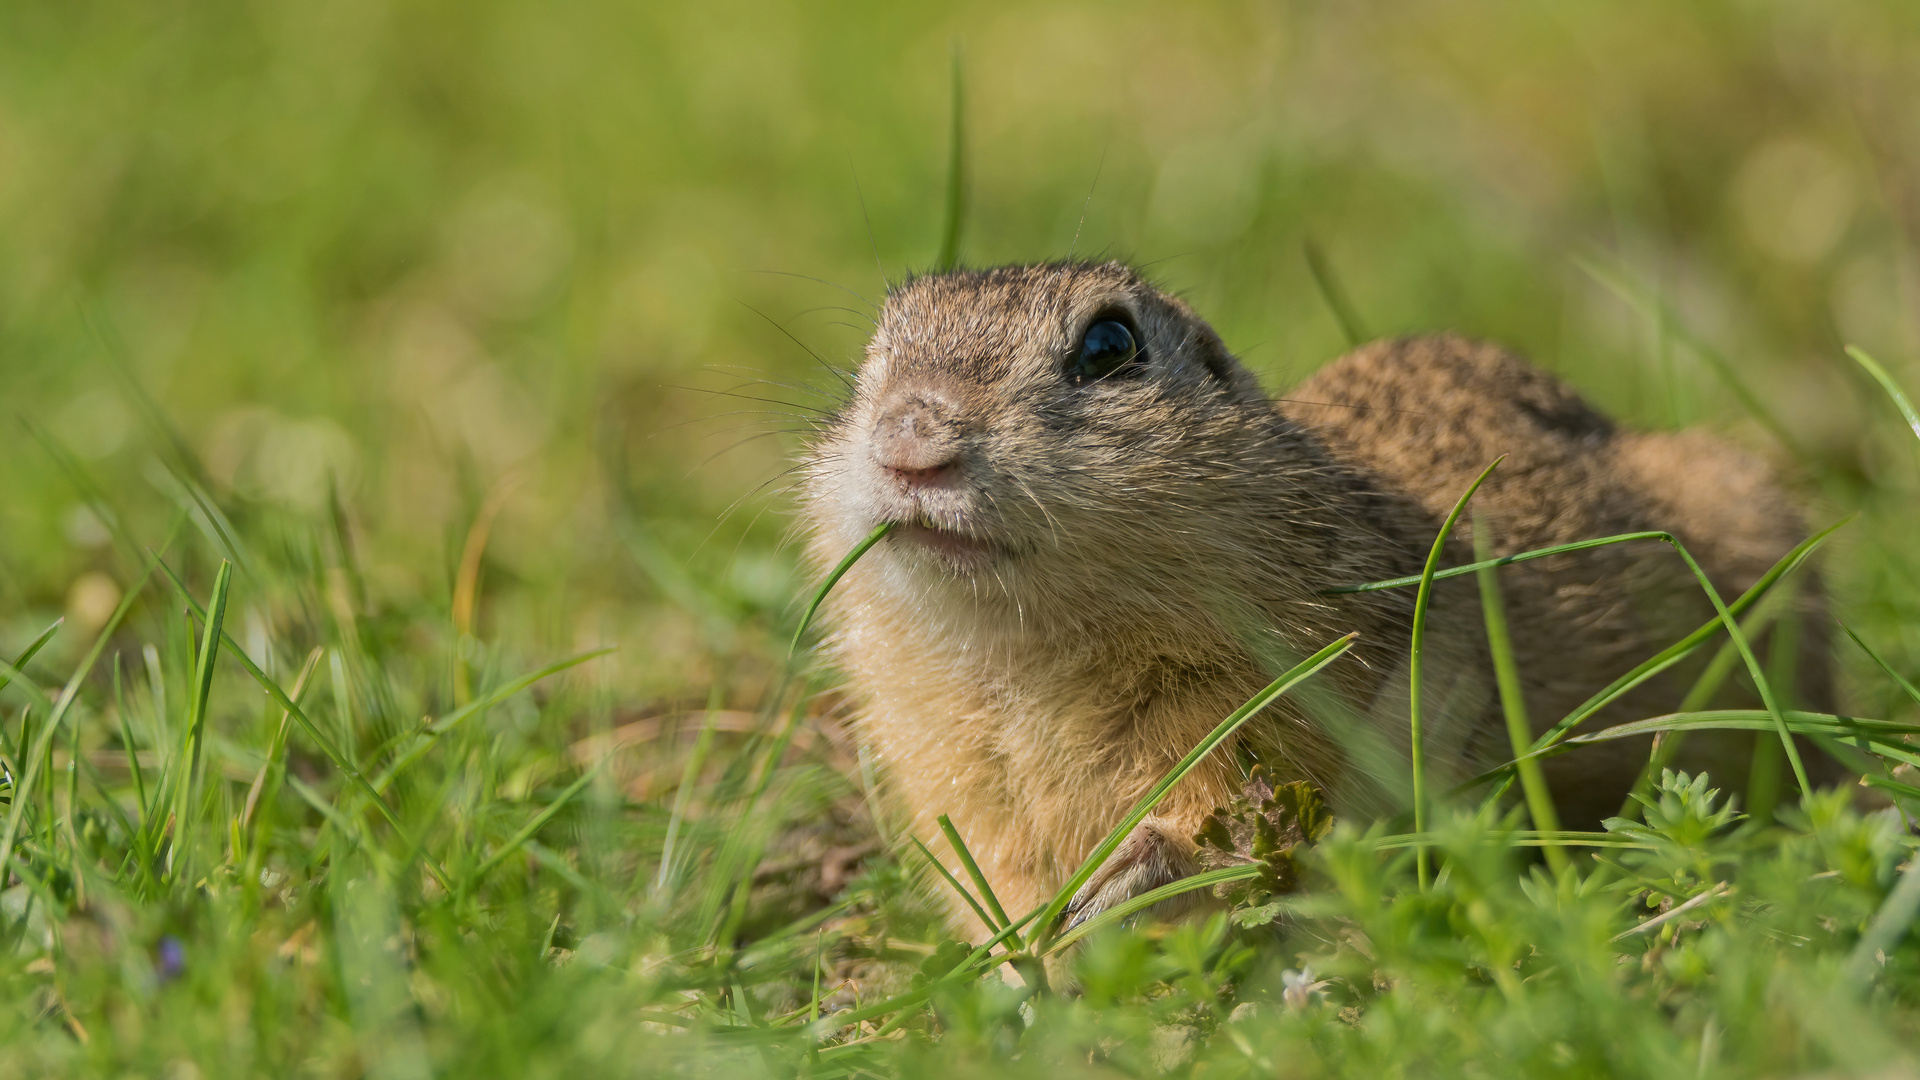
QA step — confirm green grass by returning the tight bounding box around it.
[6,0,1920,1075]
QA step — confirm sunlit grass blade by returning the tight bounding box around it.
[1046,866,1267,953]
[936,815,1012,932]
[243,647,324,899]
[654,689,725,900]
[1499,711,1920,774]
[1409,457,1503,888]
[1847,346,1920,446]
[1862,774,1920,804]
[1563,709,1920,741]
[789,521,895,658]
[1330,531,1678,594]
[0,618,62,699]
[168,559,232,879]
[1032,632,1358,948]
[1472,511,1564,874]
[910,835,1000,937]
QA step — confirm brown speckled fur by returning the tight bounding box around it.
[799,262,1827,936]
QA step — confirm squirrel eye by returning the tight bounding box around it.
[1068,319,1145,382]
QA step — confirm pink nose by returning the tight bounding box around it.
[872,393,960,486]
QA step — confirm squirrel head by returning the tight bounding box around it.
[802,261,1319,630]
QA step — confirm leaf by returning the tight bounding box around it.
[1193,767,1335,908]
[910,939,973,990]
[1232,901,1287,929]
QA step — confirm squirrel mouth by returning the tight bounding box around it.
[893,515,997,566]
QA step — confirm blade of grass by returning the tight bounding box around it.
[1579,254,1813,463]
[654,688,725,900]
[1488,711,1920,776]
[373,647,614,792]
[1331,530,1682,594]
[1534,521,1845,751]
[463,758,609,895]
[0,707,19,803]
[1471,709,1916,802]
[1410,457,1504,888]
[168,559,232,879]
[1046,866,1268,952]
[1839,620,1920,708]
[790,522,895,659]
[0,548,164,891]
[155,460,249,574]
[63,704,83,908]
[809,931,826,1024]
[1565,709,1920,741]
[1303,238,1369,347]
[1449,518,1845,805]
[1620,587,1792,820]
[804,906,1041,1036]
[451,472,524,705]
[910,836,1000,936]
[1862,775,1920,804]
[714,678,826,948]
[1846,849,1920,989]
[243,647,324,832]
[1847,346,1920,445]
[0,618,62,700]
[795,640,1356,1033]
[243,647,324,902]
[1031,632,1357,949]
[284,774,371,857]
[937,814,1014,939]
[87,307,224,497]
[112,657,147,824]
[1473,511,1565,875]
[26,421,154,572]
[150,555,454,891]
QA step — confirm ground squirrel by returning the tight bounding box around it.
[800,261,1829,934]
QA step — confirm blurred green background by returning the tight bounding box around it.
[4,0,1919,709]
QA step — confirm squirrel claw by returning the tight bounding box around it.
[1061,817,1197,933]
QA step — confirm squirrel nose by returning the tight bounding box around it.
[872,393,961,486]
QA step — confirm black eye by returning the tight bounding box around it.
[1068,319,1145,383]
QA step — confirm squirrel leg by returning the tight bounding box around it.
[1060,816,1200,932]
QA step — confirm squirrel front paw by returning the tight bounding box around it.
[1061,816,1200,932]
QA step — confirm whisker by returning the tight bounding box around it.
[739,269,878,316]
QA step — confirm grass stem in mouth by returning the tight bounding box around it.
[789,521,897,659]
